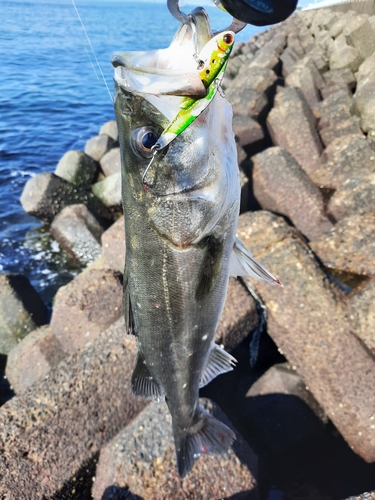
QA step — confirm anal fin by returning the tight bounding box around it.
[131,350,164,402]
[230,237,283,286]
[199,343,237,388]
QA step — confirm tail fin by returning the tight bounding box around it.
[174,408,235,478]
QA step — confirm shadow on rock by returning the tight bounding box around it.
[101,485,144,500]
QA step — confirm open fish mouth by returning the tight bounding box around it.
[112,7,213,120]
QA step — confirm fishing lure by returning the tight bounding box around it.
[155,30,235,150]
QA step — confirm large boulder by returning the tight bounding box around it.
[267,87,323,178]
[84,134,116,162]
[328,173,375,221]
[50,268,123,354]
[99,120,118,142]
[343,14,375,60]
[252,147,332,241]
[349,278,375,355]
[91,172,122,209]
[0,274,47,355]
[20,172,112,223]
[55,150,99,188]
[99,147,121,177]
[101,216,126,273]
[50,204,105,266]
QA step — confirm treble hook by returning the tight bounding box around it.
[167,0,247,34]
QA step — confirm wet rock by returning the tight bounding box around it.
[237,210,375,463]
[100,147,121,177]
[50,268,123,354]
[92,399,259,500]
[349,278,375,356]
[285,64,320,109]
[50,204,105,266]
[0,274,47,355]
[329,34,362,73]
[6,326,66,394]
[233,115,264,148]
[0,318,146,499]
[20,172,112,223]
[252,147,332,241]
[92,172,122,209]
[343,14,375,60]
[328,173,375,221]
[215,277,259,352]
[354,82,375,133]
[267,87,323,177]
[310,213,375,276]
[314,135,375,190]
[100,120,119,142]
[55,150,99,188]
[101,216,126,273]
[85,134,116,162]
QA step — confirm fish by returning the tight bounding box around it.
[112,7,281,478]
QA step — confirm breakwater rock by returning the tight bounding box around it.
[2,6,375,499]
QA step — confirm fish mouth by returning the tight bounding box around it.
[112,7,213,119]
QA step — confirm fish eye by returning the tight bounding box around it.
[223,33,234,45]
[131,126,158,159]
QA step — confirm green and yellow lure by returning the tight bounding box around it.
[155,30,235,150]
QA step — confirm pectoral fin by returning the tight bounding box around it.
[199,343,237,388]
[131,350,164,402]
[230,237,283,286]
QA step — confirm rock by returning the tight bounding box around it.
[285,64,320,109]
[345,492,375,500]
[100,147,121,177]
[329,34,362,73]
[280,47,300,77]
[319,116,363,148]
[55,150,99,188]
[101,216,126,273]
[248,44,279,71]
[5,326,66,394]
[252,147,332,241]
[92,399,259,500]
[354,82,375,133]
[50,204,105,266]
[349,278,375,356]
[85,134,116,162]
[266,87,323,177]
[313,135,375,190]
[233,115,264,148]
[237,210,375,463]
[91,172,122,209]
[315,89,357,125]
[0,318,146,499]
[20,172,112,223]
[343,14,375,60]
[50,268,123,354]
[239,169,250,214]
[100,120,118,142]
[320,68,356,99]
[215,277,259,352]
[329,10,356,38]
[328,173,375,221]
[226,66,276,119]
[0,274,47,355]
[310,213,375,276]
[356,53,375,91]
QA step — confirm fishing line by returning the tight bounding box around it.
[71,0,114,103]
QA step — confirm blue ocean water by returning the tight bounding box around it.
[0,0,262,303]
